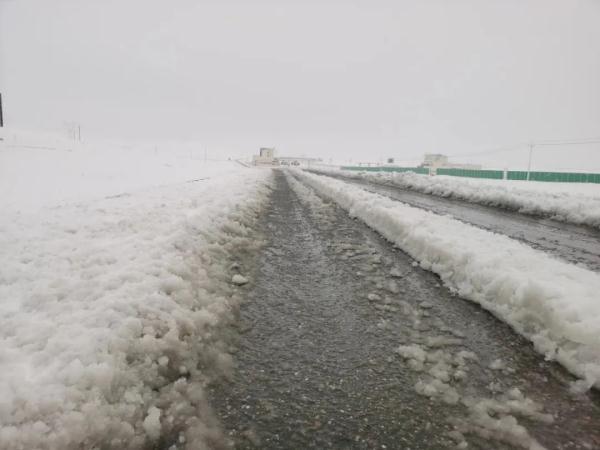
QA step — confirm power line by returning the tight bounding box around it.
[527,137,600,180]
[533,138,600,146]
[446,144,525,159]
[446,136,600,159]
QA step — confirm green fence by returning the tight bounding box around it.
[340,166,430,175]
[436,168,504,179]
[340,166,600,183]
[508,171,600,183]
[506,171,527,181]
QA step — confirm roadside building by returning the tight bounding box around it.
[422,153,449,169]
[421,153,481,174]
[253,147,276,165]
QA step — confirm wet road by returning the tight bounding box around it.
[311,171,600,272]
[208,170,600,449]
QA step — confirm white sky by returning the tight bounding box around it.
[1,0,599,170]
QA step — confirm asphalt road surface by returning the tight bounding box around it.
[208,170,600,450]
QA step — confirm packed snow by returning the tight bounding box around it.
[293,170,600,390]
[308,166,600,229]
[0,129,272,449]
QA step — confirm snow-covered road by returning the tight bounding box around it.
[208,170,600,450]
[307,167,600,230]
[309,170,600,272]
[3,126,600,449]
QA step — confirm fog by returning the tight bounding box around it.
[1,0,599,170]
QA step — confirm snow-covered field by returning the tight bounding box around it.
[0,129,272,449]
[0,128,243,213]
[309,166,600,229]
[293,169,600,392]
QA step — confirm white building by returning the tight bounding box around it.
[253,147,276,165]
[421,153,481,171]
[422,153,449,168]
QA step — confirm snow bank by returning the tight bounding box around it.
[293,170,600,389]
[0,130,273,449]
[308,166,600,229]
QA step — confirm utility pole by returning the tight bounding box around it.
[526,142,534,181]
[0,93,4,127]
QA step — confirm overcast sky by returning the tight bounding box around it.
[1,0,599,169]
